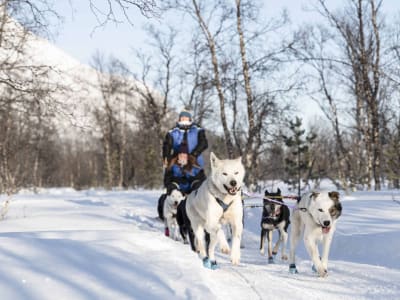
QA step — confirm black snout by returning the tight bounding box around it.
[174,201,178,205]
[230,180,237,187]
[323,220,330,227]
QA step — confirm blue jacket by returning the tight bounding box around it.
[162,123,208,167]
[164,164,206,194]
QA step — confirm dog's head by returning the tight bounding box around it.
[263,188,283,221]
[210,152,245,196]
[307,191,342,234]
[167,189,185,208]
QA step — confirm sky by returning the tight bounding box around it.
[52,0,307,66]
[52,0,400,67]
[50,0,400,124]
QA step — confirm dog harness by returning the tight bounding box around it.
[207,181,235,212]
[215,197,234,212]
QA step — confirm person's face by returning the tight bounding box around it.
[179,116,191,123]
[178,153,188,165]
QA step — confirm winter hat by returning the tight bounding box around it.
[179,142,189,154]
[179,110,192,120]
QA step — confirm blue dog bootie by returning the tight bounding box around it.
[203,257,219,270]
[203,257,212,269]
[268,256,275,264]
[210,260,219,270]
[312,257,321,273]
[289,263,298,274]
[311,264,316,272]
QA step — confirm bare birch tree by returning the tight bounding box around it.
[291,0,388,190]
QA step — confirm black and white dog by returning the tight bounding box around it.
[289,191,342,277]
[163,189,185,240]
[260,188,290,263]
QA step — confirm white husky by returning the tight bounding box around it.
[289,191,342,277]
[164,189,185,240]
[186,152,245,269]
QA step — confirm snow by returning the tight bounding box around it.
[1,188,400,300]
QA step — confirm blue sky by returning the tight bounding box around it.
[53,0,310,66]
[53,0,400,67]
[51,0,400,124]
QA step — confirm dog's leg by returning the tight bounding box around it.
[267,230,274,263]
[272,229,281,256]
[230,219,243,265]
[188,228,197,252]
[321,229,334,271]
[173,220,179,241]
[164,218,170,237]
[304,228,327,277]
[193,225,207,259]
[280,228,289,260]
[289,212,302,273]
[179,225,188,243]
[260,228,266,255]
[218,228,230,254]
[167,217,174,239]
[207,229,220,269]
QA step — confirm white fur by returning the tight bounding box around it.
[164,189,185,240]
[186,152,245,265]
[289,191,341,277]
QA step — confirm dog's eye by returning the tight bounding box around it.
[222,172,228,176]
[234,172,239,175]
[318,208,323,212]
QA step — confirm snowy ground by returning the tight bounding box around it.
[0,187,400,300]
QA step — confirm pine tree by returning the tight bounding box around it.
[282,117,317,197]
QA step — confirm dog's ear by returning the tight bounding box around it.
[210,152,219,169]
[328,191,340,202]
[277,188,281,194]
[329,201,342,219]
[264,189,269,196]
[310,192,320,201]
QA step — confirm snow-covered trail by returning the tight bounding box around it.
[0,189,399,300]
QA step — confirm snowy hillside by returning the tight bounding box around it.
[0,188,399,300]
[0,17,144,138]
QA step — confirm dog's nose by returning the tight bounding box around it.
[174,201,178,205]
[230,180,237,187]
[323,220,330,227]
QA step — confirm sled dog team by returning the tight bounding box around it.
[160,152,342,277]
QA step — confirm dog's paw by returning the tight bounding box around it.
[289,264,298,274]
[203,257,219,270]
[203,257,211,268]
[231,257,240,265]
[318,268,328,277]
[220,243,230,254]
[311,264,317,273]
[314,265,328,277]
[260,249,265,255]
[281,254,288,260]
[231,251,240,265]
[210,260,219,270]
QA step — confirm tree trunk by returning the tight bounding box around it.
[192,0,234,157]
[235,0,257,179]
